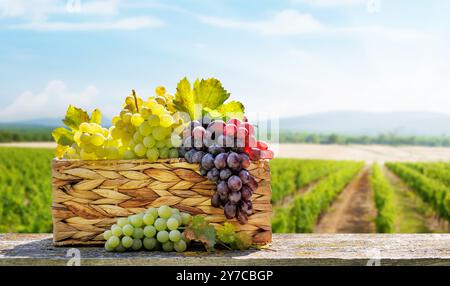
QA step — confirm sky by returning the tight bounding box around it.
[0,0,450,122]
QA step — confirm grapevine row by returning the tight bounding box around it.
[370,164,396,233]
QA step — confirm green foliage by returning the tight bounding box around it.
[272,161,364,233]
[0,147,53,233]
[386,162,450,222]
[370,164,396,233]
[404,162,450,187]
[0,127,53,143]
[217,222,252,250]
[173,77,244,120]
[183,215,216,251]
[270,159,353,203]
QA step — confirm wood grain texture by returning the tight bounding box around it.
[1,234,449,266]
[52,158,272,245]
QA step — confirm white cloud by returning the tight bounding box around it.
[291,0,366,7]
[0,81,100,122]
[0,0,119,20]
[10,16,163,31]
[199,10,323,36]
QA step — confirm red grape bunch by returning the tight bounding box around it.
[180,117,271,224]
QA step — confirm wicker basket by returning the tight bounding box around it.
[51,158,272,246]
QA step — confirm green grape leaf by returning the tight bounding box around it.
[234,232,252,250]
[90,108,102,125]
[52,127,74,146]
[216,101,245,120]
[63,105,90,130]
[174,77,196,119]
[193,78,230,111]
[183,215,216,252]
[216,222,236,244]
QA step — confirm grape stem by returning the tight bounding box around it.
[132,89,139,113]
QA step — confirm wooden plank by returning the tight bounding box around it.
[0,234,449,266]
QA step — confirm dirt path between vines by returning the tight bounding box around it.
[314,166,377,233]
[382,166,449,233]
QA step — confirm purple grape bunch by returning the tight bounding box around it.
[180,118,258,224]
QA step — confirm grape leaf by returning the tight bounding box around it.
[63,105,90,130]
[183,216,216,252]
[174,77,196,119]
[234,232,252,250]
[52,127,74,146]
[55,144,69,158]
[89,108,102,125]
[216,101,245,120]
[193,78,230,111]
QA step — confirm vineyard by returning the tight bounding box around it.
[0,147,449,233]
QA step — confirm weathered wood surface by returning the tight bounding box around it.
[1,234,449,266]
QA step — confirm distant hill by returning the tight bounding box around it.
[279,111,450,136]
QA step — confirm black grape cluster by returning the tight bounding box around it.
[180,118,258,224]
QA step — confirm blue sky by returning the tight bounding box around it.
[1,0,450,121]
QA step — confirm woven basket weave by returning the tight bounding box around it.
[51,158,272,246]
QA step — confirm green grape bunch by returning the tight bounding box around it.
[123,87,184,162]
[103,205,192,253]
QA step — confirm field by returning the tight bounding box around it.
[0,146,449,234]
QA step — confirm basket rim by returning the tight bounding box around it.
[52,158,270,164]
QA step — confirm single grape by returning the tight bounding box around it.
[155,139,166,149]
[117,218,129,228]
[191,151,205,164]
[201,153,215,170]
[91,133,105,147]
[169,230,181,242]
[146,147,159,162]
[129,215,143,228]
[241,186,252,200]
[169,148,179,158]
[174,239,187,252]
[160,114,174,127]
[239,170,250,184]
[224,202,237,219]
[133,227,144,239]
[158,205,172,219]
[203,130,214,147]
[181,213,192,226]
[240,153,251,169]
[164,217,179,231]
[170,134,182,148]
[143,237,157,250]
[217,180,229,195]
[162,241,174,252]
[219,169,232,180]
[236,209,248,225]
[111,224,122,237]
[184,149,196,163]
[192,126,206,139]
[227,152,241,170]
[105,241,115,252]
[133,132,144,142]
[123,150,136,159]
[132,238,143,251]
[143,213,155,226]
[152,126,167,141]
[103,230,113,240]
[154,218,167,231]
[214,153,228,170]
[122,224,134,237]
[148,114,160,126]
[244,200,253,215]
[107,236,120,248]
[211,192,221,207]
[227,175,243,191]
[134,143,147,157]
[159,148,170,159]
[228,191,242,204]
[216,134,226,147]
[171,213,182,225]
[121,236,133,248]
[143,136,156,148]
[131,114,144,127]
[143,225,156,238]
[157,230,169,243]
[147,207,158,219]
[200,167,208,176]
[207,168,220,182]
[171,208,180,215]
